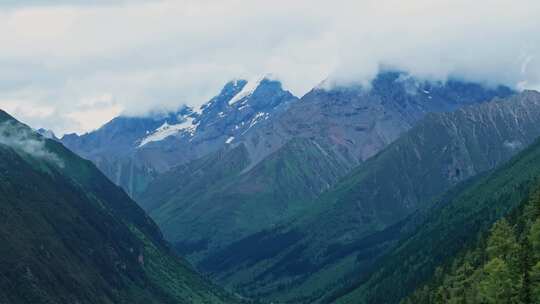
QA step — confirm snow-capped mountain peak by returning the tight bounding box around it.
[228,74,272,105]
[138,115,198,147]
[60,75,298,196]
[198,79,247,113]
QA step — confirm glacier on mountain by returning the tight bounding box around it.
[138,116,197,147]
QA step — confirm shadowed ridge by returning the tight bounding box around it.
[0,109,16,123]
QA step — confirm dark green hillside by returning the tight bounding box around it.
[403,188,540,304]
[332,123,540,303]
[138,137,350,259]
[0,110,238,304]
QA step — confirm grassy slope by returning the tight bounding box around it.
[138,138,351,260]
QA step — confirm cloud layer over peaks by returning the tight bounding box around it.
[0,0,538,134]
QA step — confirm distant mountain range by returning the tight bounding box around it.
[132,74,512,257]
[62,72,513,250]
[61,72,513,199]
[54,71,540,303]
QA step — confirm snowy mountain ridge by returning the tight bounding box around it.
[61,75,298,197]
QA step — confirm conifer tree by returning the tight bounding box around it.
[529,261,540,303]
[478,257,517,303]
[487,219,519,264]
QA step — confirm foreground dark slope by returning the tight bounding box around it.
[198,91,540,303]
[332,96,540,303]
[0,110,237,304]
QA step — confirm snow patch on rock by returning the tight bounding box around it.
[138,117,197,147]
[504,140,523,150]
[229,75,266,105]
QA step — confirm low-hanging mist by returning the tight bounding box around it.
[0,121,63,167]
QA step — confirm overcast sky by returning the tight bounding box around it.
[1,0,539,135]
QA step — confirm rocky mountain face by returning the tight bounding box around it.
[61,76,297,197]
[332,94,540,304]
[194,91,540,303]
[237,72,513,168]
[0,110,238,304]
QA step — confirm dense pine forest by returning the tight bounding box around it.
[404,188,540,303]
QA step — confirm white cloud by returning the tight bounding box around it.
[0,120,64,167]
[0,0,538,135]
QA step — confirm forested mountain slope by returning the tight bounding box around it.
[195,91,540,303]
[403,193,540,304]
[331,99,540,303]
[0,110,239,304]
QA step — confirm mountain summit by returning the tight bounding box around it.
[61,76,297,197]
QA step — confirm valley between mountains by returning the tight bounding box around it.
[5,71,540,303]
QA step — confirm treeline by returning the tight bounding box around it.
[403,189,540,303]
